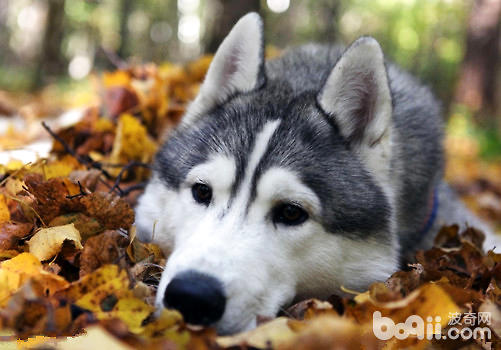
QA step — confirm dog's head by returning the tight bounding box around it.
[135,13,400,334]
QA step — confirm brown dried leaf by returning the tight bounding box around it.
[81,192,134,230]
[79,230,128,276]
[0,221,32,250]
[49,213,104,241]
[24,173,84,223]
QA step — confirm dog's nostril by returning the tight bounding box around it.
[164,270,226,325]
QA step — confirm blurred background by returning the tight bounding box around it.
[1,0,501,149]
[0,0,499,114]
[1,0,501,228]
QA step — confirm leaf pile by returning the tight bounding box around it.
[1,58,501,349]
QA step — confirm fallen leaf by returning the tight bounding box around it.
[0,194,10,224]
[217,317,296,348]
[79,230,128,276]
[109,113,156,166]
[49,213,104,241]
[0,252,69,306]
[24,173,85,223]
[32,325,135,350]
[0,221,32,250]
[28,223,83,261]
[280,315,381,350]
[81,192,134,230]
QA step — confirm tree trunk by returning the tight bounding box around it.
[33,0,66,90]
[454,0,501,117]
[316,0,339,43]
[206,0,260,53]
[117,0,134,59]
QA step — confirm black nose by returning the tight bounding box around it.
[164,270,226,325]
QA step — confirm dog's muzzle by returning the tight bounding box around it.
[164,270,226,325]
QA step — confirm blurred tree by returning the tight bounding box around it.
[311,0,339,43]
[455,0,501,118]
[118,0,134,59]
[206,0,260,53]
[34,0,66,89]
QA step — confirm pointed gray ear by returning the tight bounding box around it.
[183,12,265,125]
[317,37,392,146]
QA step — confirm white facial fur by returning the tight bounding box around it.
[135,120,399,334]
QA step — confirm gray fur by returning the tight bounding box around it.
[135,17,501,333]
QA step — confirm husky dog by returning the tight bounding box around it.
[135,13,499,334]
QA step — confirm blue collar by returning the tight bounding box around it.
[419,188,439,237]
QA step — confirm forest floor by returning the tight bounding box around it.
[0,57,501,349]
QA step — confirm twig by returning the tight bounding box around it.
[66,181,88,199]
[41,121,115,180]
[108,161,150,195]
[42,122,150,198]
[119,182,147,197]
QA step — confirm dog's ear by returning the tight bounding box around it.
[182,12,265,125]
[317,37,392,147]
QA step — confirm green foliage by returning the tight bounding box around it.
[336,0,468,104]
[477,127,501,160]
[448,104,501,160]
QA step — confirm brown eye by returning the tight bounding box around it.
[192,183,212,206]
[273,203,309,226]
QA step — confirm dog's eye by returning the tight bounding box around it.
[192,183,212,205]
[273,203,308,226]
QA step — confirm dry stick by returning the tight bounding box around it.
[66,181,88,199]
[108,161,150,196]
[41,121,123,195]
[42,122,151,197]
[120,182,147,197]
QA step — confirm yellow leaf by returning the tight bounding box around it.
[67,265,162,335]
[140,308,185,338]
[279,315,381,350]
[368,284,460,326]
[17,335,57,349]
[95,297,154,333]
[42,158,80,180]
[5,159,24,172]
[102,70,131,88]
[28,223,83,261]
[351,283,460,349]
[0,252,69,306]
[186,55,212,81]
[67,265,130,302]
[26,326,135,350]
[217,317,296,348]
[94,117,115,132]
[110,113,156,166]
[0,194,10,224]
